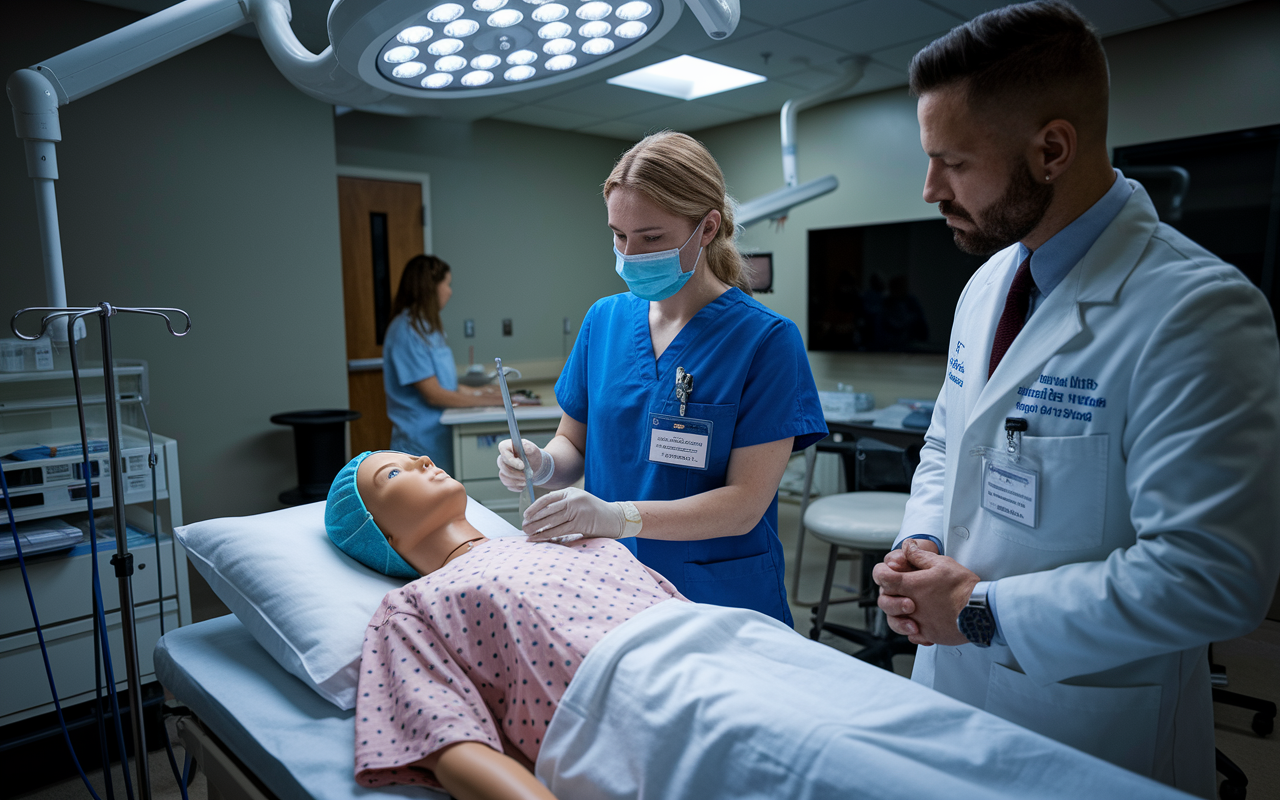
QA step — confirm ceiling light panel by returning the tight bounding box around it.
[607,54,764,100]
[369,0,665,94]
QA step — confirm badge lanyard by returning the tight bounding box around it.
[649,366,712,470]
[971,417,1039,528]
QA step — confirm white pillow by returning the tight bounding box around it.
[175,497,522,709]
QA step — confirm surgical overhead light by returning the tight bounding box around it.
[7,0,739,343]
[352,0,691,96]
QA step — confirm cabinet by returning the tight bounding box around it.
[0,361,189,726]
[441,404,563,527]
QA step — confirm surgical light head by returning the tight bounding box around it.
[325,451,419,579]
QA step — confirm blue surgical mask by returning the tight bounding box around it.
[614,216,707,302]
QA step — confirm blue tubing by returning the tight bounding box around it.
[1,463,104,800]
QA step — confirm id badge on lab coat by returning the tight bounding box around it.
[972,442,1039,528]
[648,413,712,470]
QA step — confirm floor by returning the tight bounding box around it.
[16,495,1280,800]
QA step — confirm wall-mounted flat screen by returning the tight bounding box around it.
[808,219,985,353]
[1113,124,1280,311]
[747,252,773,293]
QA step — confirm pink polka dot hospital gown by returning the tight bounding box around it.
[354,536,686,789]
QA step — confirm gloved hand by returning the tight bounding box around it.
[523,487,640,542]
[496,438,554,492]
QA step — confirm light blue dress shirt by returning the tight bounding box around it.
[906,169,1134,644]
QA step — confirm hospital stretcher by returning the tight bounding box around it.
[157,613,442,800]
[156,603,1196,800]
[154,500,1194,800]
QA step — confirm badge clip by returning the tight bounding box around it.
[1005,417,1028,460]
[675,366,694,417]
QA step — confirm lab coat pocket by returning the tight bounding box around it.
[986,433,1108,551]
[986,662,1161,777]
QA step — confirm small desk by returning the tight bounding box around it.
[440,404,564,526]
[821,405,928,490]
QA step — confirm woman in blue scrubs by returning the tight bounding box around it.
[383,255,502,474]
[497,133,826,625]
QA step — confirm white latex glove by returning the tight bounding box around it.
[523,487,641,542]
[496,438,554,492]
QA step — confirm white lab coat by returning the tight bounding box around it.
[899,182,1280,797]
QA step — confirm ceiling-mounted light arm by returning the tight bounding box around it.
[685,0,739,40]
[247,0,388,106]
[7,0,250,341]
[780,56,867,187]
[26,0,250,105]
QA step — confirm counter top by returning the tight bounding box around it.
[440,403,565,426]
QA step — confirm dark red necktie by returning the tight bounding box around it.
[988,257,1036,379]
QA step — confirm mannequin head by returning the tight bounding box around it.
[325,451,479,577]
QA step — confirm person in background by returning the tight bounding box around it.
[382,255,501,474]
[872,2,1280,795]
[496,131,827,626]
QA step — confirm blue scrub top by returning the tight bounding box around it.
[556,289,827,625]
[383,312,458,474]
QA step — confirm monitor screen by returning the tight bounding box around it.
[747,252,773,293]
[807,218,985,353]
[1113,124,1280,312]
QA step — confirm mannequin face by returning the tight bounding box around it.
[357,452,467,558]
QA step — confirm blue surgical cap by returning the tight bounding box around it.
[325,451,419,579]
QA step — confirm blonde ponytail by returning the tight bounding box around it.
[604,131,752,295]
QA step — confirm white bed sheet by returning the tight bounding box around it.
[155,614,446,800]
[538,600,1195,800]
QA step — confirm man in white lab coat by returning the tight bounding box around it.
[872,2,1280,796]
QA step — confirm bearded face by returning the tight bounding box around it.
[940,158,1054,256]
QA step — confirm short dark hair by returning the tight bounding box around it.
[909,1,1108,137]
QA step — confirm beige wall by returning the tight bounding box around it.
[334,117,633,369]
[698,0,1280,406]
[0,1,347,523]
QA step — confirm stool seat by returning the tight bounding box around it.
[803,491,908,551]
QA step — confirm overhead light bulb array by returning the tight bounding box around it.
[376,0,658,91]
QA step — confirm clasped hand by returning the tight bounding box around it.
[872,539,981,647]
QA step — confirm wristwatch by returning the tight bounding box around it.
[957,585,996,648]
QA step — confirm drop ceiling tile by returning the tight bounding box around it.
[422,97,525,121]
[1067,0,1171,34]
[926,0,1020,19]
[1159,0,1251,14]
[694,30,852,79]
[775,60,906,95]
[870,34,948,74]
[739,0,866,27]
[493,105,606,130]
[536,81,687,116]
[785,0,964,54]
[576,119,660,140]
[654,11,768,55]
[617,101,754,133]
[694,78,816,115]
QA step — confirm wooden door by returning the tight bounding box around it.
[338,177,424,454]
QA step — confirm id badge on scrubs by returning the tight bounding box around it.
[648,413,712,470]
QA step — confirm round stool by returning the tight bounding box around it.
[804,491,915,670]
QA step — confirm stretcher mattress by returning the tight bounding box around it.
[154,614,444,800]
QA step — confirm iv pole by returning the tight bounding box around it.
[11,305,191,800]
